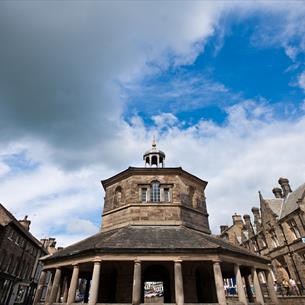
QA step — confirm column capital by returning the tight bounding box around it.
[93,259,102,264]
[72,263,79,267]
[212,259,222,264]
[174,259,183,263]
[134,259,141,264]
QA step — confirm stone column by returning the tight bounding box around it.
[174,260,184,305]
[88,260,102,305]
[244,274,254,303]
[47,268,62,305]
[56,283,61,303]
[234,264,247,305]
[251,267,264,305]
[213,261,226,305]
[132,260,142,305]
[33,270,47,305]
[265,269,279,305]
[67,264,79,305]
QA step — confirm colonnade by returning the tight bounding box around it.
[33,259,279,305]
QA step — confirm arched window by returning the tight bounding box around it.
[113,186,122,208]
[151,181,160,202]
[151,156,158,167]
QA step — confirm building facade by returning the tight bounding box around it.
[34,141,279,305]
[219,178,305,294]
[0,204,49,305]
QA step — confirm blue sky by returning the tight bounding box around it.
[124,13,305,126]
[1,2,305,246]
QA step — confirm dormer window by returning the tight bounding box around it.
[151,181,160,202]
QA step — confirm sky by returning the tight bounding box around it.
[1,1,305,246]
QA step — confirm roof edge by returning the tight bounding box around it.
[101,167,207,190]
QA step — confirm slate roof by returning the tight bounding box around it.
[264,198,283,216]
[44,225,269,263]
[280,183,305,219]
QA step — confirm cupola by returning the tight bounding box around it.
[143,137,165,167]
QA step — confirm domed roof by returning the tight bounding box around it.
[143,138,165,158]
[143,138,166,167]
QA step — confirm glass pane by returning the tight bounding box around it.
[164,188,170,202]
[141,188,147,202]
[151,182,160,202]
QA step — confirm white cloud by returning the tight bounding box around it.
[0,162,10,177]
[2,94,305,247]
[1,2,305,247]
[66,219,99,235]
[299,71,305,92]
[152,113,179,128]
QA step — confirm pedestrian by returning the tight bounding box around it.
[289,278,300,295]
[282,279,290,296]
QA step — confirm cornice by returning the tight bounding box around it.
[101,167,207,190]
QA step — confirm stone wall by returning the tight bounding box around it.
[102,171,210,233]
[278,296,305,305]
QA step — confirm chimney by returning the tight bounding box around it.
[272,187,283,198]
[243,214,254,236]
[19,215,31,231]
[232,213,243,225]
[40,237,58,254]
[251,207,262,232]
[220,225,229,233]
[278,178,292,197]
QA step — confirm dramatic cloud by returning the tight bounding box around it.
[1,2,305,246]
[0,1,224,170]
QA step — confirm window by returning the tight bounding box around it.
[114,186,122,208]
[141,188,147,202]
[7,227,14,240]
[287,219,301,240]
[151,181,160,202]
[270,230,280,247]
[259,234,267,248]
[164,188,170,202]
[251,240,258,252]
[19,238,25,248]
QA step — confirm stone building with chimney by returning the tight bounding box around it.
[0,204,50,305]
[219,178,305,294]
[34,141,279,305]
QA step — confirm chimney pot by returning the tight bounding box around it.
[278,177,292,197]
[232,213,243,225]
[272,187,283,198]
[18,215,31,231]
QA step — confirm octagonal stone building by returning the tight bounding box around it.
[34,141,278,305]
